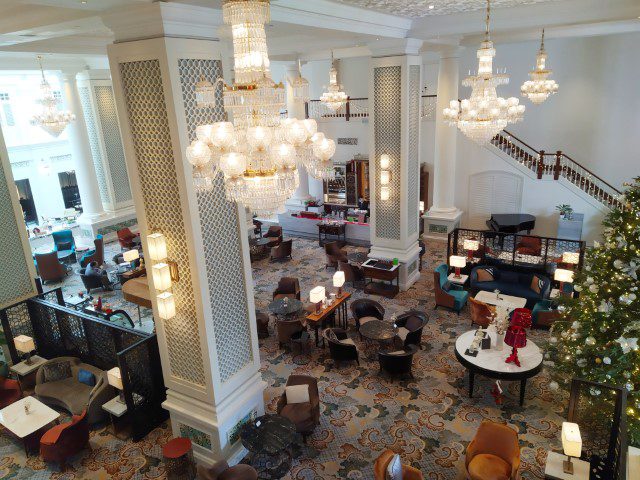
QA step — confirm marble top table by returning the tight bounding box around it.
[455,328,543,406]
[268,297,303,316]
[241,414,296,455]
[474,290,527,310]
[0,396,59,439]
[359,319,396,342]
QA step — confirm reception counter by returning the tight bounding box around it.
[277,214,371,246]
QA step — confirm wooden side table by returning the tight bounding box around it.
[305,292,351,347]
[10,355,47,395]
[102,395,130,440]
[544,451,589,479]
[447,273,469,286]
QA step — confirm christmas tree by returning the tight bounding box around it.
[548,176,640,444]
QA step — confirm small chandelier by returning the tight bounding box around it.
[30,56,75,137]
[521,29,559,104]
[442,0,524,145]
[289,59,310,103]
[320,51,348,112]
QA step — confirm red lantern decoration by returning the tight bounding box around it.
[505,325,527,348]
[511,308,532,329]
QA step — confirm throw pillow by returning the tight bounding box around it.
[326,329,338,343]
[396,327,410,342]
[530,275,543,294]
[57,241,73,251]
[387,350,406,356]
[340,338,356,346]
[359,316,378,325]
[476,268,494,282]
[285,384,310,404]
[386,454,403,480]
[42,361,72,383]
[78,368,96,387]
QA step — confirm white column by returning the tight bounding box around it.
[424,48,463,239]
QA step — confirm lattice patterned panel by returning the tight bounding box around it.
[407,65,420,236]
[94,85,133,204]
[78,86,111,206]
[373,66,401,240]
[119,60,206,387]
[178,58,253,383]
[0,164,34,307]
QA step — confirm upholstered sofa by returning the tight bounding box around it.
[35,357,113,425]
[470,266,550,309]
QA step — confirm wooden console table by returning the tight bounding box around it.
[318,223,346,247]
[305,292,351,347]
[362,259,400,298]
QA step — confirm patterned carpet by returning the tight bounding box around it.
[0,236,564,479]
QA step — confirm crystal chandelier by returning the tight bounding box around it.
[30,56,75,137]
[521,29,559,105]
[186,0,336,215]
[320,51,348,112]
[442,0,524,145]
[289,59,310,103]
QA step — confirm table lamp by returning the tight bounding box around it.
[310,286,325,314]
[449,255,466,278]
[122,249,139,268]
[561,421,582,474]
[562,251,580,267]
[333,271,345,298]
[554,268,574,296]
[14,335,35,365]
[463,239,479,260]
[107,366,125,404]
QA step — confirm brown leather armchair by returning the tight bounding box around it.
[270,239,292,261]
[276,317,305,348]
[469,297,495,328]
[264,225,283,246]
[35,251,68,283]
[40,409,90,471]
[338,261,365,287]
[325,328,359,366]
[197,460,258,480]
[117,227,139,250]
[276,375,320,442]
[325,241,347,269]
[465,421,520,480]
[255,310,270,339]
[350,298,385,338]
[374,449,423,480]
[0,376,21,408]
[273,277,301,300]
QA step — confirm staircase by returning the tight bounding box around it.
[491,130,623,210]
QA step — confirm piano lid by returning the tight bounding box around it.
[487,213,536,233]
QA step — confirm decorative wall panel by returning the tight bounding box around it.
[373,66,401,240]
[119,60,206,387]
[178,58,253,383]
[94,85,132,205]
[78,86,111,206]
[179,423,212,450]
[407,65,420,236]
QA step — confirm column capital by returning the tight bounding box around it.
[368,38,423,57]
[101,2,223,43]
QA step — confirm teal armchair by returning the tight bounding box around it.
[52,229,76,263]
[532,299,560,328]
[433,264,468,314]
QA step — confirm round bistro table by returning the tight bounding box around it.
[240,414,296,479]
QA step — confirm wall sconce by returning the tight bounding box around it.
[380,186,390,201]
[379,154,391,200]
[156,291,176,320]
[152,263,172,291]
[419,201,425,213]
[147,232,168,262]
[148,231,179,320]
[380,154,390,170]
[380,170,391,185]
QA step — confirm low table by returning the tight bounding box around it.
[305,292,351,347]
[544,451,590,479]
[65,294,91,310]
[0,396,60,454]
[249,237,272,261]
[268,297,303,317]
[454,328,543,406]
[474,290,527,310]
[241,414,296,479]
[102,395,130,440]
[359,319,396,359]
[448,273,469,285]
[10,355,47,395]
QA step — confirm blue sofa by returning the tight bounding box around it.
[470,266,551,309]
[434,264,469,313]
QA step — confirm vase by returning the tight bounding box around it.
[495,333,504,351]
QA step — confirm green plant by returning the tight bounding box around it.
[556,203,574,219]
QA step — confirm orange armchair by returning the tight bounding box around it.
[0,376,22,408]
[469,297,495,328]
[465,421,520,480]
[40,410,90,471]
[374,449,423,480]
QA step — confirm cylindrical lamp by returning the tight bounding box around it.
[14,335,35,365]
[463,238,479,260]
[561,422,582,474]
[147,233,167,262]
[122,249,139,267]
[554,268,574,295]
[449,255,466,278]
[107,366,125,403]
[333,271,345,298]
[310,286,326,313]
[157,292,176,320]
[152,263,172,291]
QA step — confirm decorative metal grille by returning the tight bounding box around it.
[373,66,401,240]
[94,85,133,204]
[119,59,206,387]
[178,58,253,383]
[407,65,420,236]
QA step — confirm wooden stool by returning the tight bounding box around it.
[163,437,195,480]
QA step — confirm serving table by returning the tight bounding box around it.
[0,396,60,454]
[454,328,543,406]
[362,259,400,298]
[305,292,351,347]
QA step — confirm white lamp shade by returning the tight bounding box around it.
[152,263,172,291]
[309,286,326,304]
[419,201,425,212]
[562,252,580,264]
[147,233,167,261]
[561,422,582,458]
[333,271,345,288]
[122,249,139,263]
[554,268,574,283]
[449,255,467,269]
[380,154,390,170]
[107,367,123,391]
[380,186,390,201]
[157,292,176,320]
[14,335,34,353]
[464,239,480,251]
[380,170,391,185]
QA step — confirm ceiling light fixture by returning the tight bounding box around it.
[320,50,348,112]
[289,58,309,103]
[442,0,524,145]
[30,55,75,137]
[521,29,559,104]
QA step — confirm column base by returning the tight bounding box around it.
[162,372,267,467]
[77,205,138,242]
[423,208,463,240]
[368,243,421,291]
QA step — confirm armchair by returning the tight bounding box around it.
[40,409,90,471]
[433,264,468,313]
[270,239,293,261]
[324,328,359,366]
[197,461,258,480]
[532,299,561,328]
[255,310,270,339]
[350,298,385,338]
[338,261,365,287]
[374,449,423,480]
[35,251,69,283]
[469,297,495,328]
[324,241,347,269]
[272,277,301,300]
[52,229,76,262]
[276,317,305,349]
[465,421,520,480]
[264,225,283,246]
[0,376,21,408]
[393,311,428,349]
[117,227,139,250]
[79,235,104,268]
[276,375,320,442]
[378,345,417,380]
[80,269,111,294]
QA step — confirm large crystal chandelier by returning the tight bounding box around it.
[521,29,559,105]
[320,51,348,112]
[442,0,524,145]
[30,56,75,137]
[187,0,335,215]
[289,59,310,103]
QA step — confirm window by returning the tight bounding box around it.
[58,170,82,211]
[468,171,523,229]
[15,179,38,224]
[3,104,14,126]
[0,92,9,101]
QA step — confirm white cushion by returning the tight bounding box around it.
[386,454,403,480]
[387,350,405,356]
[396,327,410,341]
[340,338,356,346]
[285,384,310,404]
[359,316,378,325]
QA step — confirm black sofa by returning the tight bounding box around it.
[469,266,551,309]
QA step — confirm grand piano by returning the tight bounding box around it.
[486,213,536,234]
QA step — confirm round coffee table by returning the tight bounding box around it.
[268,297,303,317]
[249,237,272,261]
[241,414,296,479]
[359,319,396,359]
[454,329,543,406]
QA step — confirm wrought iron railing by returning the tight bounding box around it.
[492,130,623,210]
[304,95,437,121]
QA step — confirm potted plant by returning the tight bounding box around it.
[556,204,574,220]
